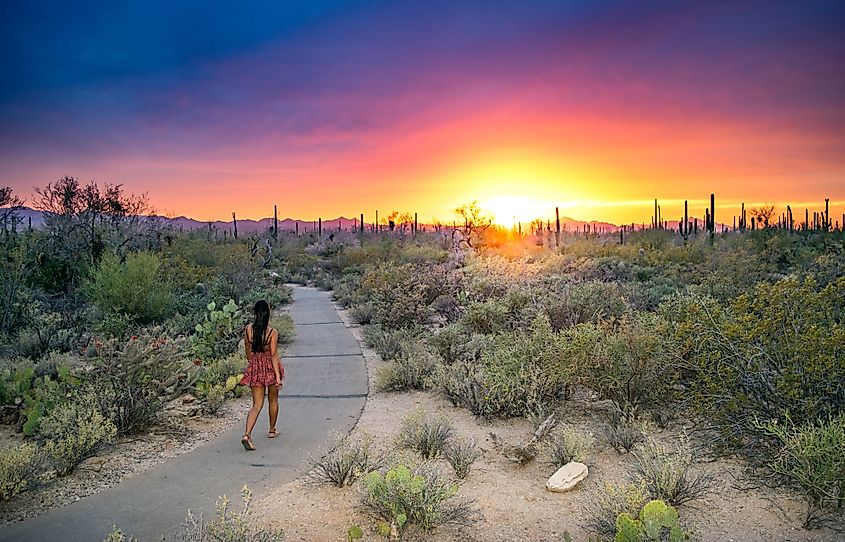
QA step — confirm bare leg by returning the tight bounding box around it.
[267,384,279,435]
[244,386,265,440]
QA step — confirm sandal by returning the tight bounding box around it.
[268,429,279,439]
[241,435,256,451]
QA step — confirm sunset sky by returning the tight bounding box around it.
[1,1,844,225]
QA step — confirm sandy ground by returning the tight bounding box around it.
[255,302,840,542]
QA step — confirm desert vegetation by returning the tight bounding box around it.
[295,210,844,539]
[0,180,293,506]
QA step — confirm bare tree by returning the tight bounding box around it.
[33,176,152,276]
[454,201,493,247]
[750,205,775,229]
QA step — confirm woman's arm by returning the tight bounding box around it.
[270,329,281,385]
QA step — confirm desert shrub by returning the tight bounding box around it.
[361,464,473,534]
[479,313,576,418]
[192,300,243,362]
[201,384,226,415]
[10,364,79,437]
[91,310,135,340]
[542,280,628,331]
[435,362,500,418]
[615,499,687,542]
[331,273,365,308]
[359,263,430,330]
[427,324,489,365]
[0,442,42,501]
[209,245,267,305]
[633,435,713,506]
[586,481,650,539]
[544,426,595,469]
[460,299,509,334]
[270,313,295,345]
[86,334,198,434]
[14,302,82,358]
[606,418,646,454]
[758,415,845,527]
[398,410,453,460]
[40,390,117,475]
[444,438,481,479]
[375,342,438,392]
[103,526,138,542]
[348,304,373,325]
[241,285,292,309]
[667,277,845,453]
[363,326,421,362]
[86,252,174,323]
[308,433,382,487]
[576,313,676,419]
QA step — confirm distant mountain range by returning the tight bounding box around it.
[5,207,728,233]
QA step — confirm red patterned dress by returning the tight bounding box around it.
[240,327,284,387]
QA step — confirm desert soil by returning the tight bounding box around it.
[255,302,839,542]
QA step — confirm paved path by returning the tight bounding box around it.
[0,286,368,542]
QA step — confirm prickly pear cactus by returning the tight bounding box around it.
[615,499,687,541]
[614,513,644,542]
[640,499,679,539]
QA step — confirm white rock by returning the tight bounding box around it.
[545,461,588,493]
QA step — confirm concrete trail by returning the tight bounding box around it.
[0,286,368,542]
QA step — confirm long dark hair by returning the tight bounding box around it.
[251,300,271,352]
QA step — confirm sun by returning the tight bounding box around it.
[479,195,563,227]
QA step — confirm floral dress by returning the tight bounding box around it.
[239,328,284,387]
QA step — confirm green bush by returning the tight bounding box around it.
[633,435,712,506]
[359,263,430,330]
[758,415,845,527]
[41,390,117,476]
[397,410,453,460]
[479,313,575,418]
[361,464,472,533]
[242,285,292,309]
[0,442,42,501]
[667,277,845,452]
[87,252,174,323]
[375,342,438,392]
[195,352,247,399]
[270,313,295,346]
[542,280,628,331]
[363,326,421,362]
[435,362,500,418]
[586,482,650,539]
[428,324,490,365]
[576,313,676,419]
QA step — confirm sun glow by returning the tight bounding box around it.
[479,195,575,226]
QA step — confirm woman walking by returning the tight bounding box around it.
[240,299,283,451]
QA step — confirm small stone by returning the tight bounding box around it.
[546,461,588,493]
[181,394,197,404]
